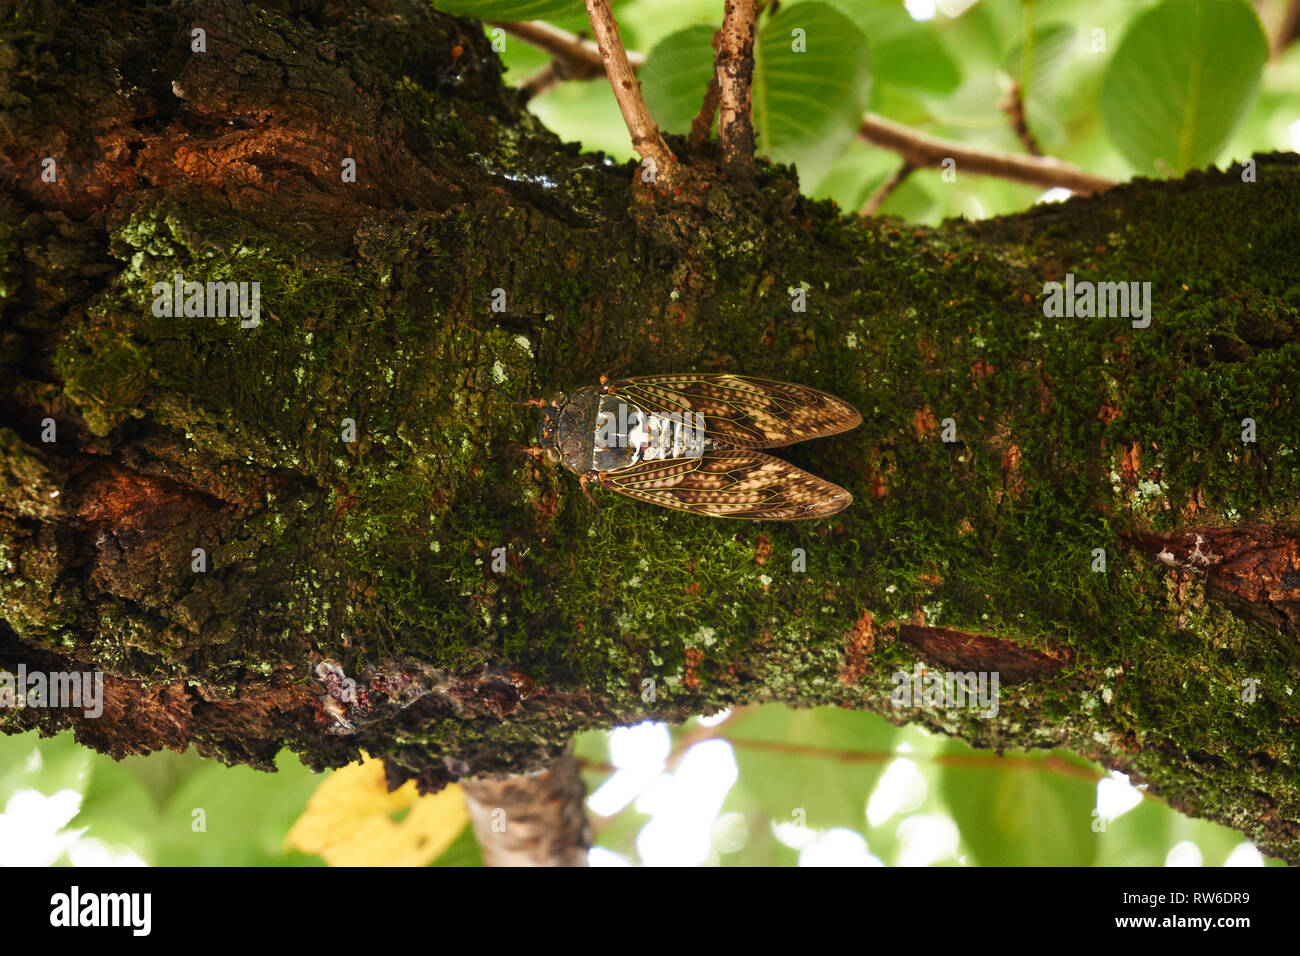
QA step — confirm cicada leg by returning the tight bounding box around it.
[580,473,605,527]
[502,444,548,460]
[597,362,630,391]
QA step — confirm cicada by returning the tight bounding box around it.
[525,373,862,520]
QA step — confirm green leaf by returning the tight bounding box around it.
[1099,0,1267,176]
[939,749,1100,865]
[73,758,163,862]
[113,747,211,811]
[1003,22,1076,104]
[754,2,872,180]
[433,0,585,19]
[430,821,485,866]
[639,3,871,182]
[807,138,901,211]
[640,25,718,135]
[824,0,959,94]
[153,750,326,866]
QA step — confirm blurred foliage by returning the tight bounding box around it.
[0,705,1271,865]
[464,0,1300,223]
[575,706,1276,866]
[0,732,479,866]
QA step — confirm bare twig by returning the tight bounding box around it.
[1000,82,1042,156]
[517,61,567,101]
[858,113,1116,195]
[859,161,915,216]
[490,20,638,102]
[689,73,721,148]
[689,30,723,149]
[715,0,758,177]
[581,0,677,186]
[582,732,1111,788]
[488,20,639,78]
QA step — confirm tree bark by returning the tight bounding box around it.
[2,1,1298,860]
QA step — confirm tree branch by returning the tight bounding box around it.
[462,745,591,866]
[689,30,723,149]
[858,113,1116,195]
[1000,82,1042,156]
[715,0,758,177]
[12,0,1298,862]
[581,0,677,186]
[859,161,915,216]
[488,19,644,80]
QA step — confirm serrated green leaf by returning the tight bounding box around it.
[754,2,872,180]
[1003,22,1075,103]
[1099,0,1267,176]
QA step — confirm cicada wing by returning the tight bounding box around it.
[608,373,862,449]
[598,449,852,520]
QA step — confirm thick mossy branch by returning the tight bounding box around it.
[1,1,1298,858]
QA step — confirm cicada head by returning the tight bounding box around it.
[536,393,566,461]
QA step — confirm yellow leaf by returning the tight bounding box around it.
[285,755,469,866]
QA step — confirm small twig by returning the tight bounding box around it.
[1000,82,1042,156]
[488,20,636,77]
[859,161,915,216]
[689,74,721,148]
[715,0,758,177]
[858,113,1115,195]
[517,61,566,101]
[689,31,723,149]
[582,732,1111,788]
[582,0,677,186]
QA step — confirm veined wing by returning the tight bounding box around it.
[598,449,852,520]
[609,374,862,448]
